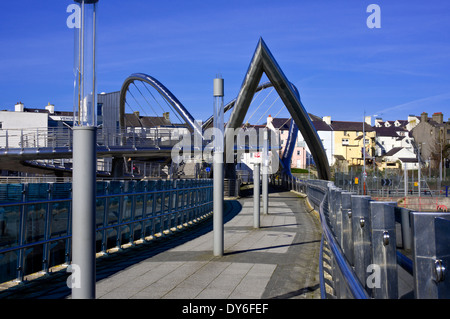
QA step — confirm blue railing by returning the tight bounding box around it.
[0,179,213,285]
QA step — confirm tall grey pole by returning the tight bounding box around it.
[71,0,99,299]
[72,126,97,299]
[213,77,224,257]
[404,163,408,198]
[253,163,260,228]
[262,128,269,215]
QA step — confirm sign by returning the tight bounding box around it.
[254,152,261,158]
[206,167,211,173]
[355,177,359,185]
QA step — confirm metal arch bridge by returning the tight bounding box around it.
[0,38,330,180]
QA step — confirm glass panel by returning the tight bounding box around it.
[107,197,119,225]
[48,239,67,268]
[51,183,71,200]
[24,204,46,244]
[0,251,18,283]
[50,202,70,239]
[122,195,133,222]
[24,245,44,276]
[0,184,23,203]
[0,205,21,249]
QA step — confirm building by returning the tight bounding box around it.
[266,116,307,169]
[411,112,450,171]
[325,116,376,168]
[0,102,73,149]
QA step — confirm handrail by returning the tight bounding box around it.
[0,179,214,284]
[318,189,370,299]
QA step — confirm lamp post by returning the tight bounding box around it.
[213,76,224,257]
[262,128,269,215]
[71,0,98,299]
[362,112,377,195]
[363,111,367,195]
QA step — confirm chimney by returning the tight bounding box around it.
[421,112,428,123]
[267,114,273,127]
[432,112,443,124]
[45,102,55,114]
[163,112,170,122]
[133,111,140,117]
[15,102,24,112]
[323,116,331,125]
[365,116,372,126]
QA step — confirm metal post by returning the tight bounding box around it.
[72,126,97,299]
[262,128,269,215]
[411,212,450,298]
[351,195,372,293]
[71,0,98,299]
[341,192,355,265]
[213,76,224,257]
[370,201,398,299]
[404,163,407,198]
[253,163,261,229]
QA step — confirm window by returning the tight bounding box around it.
[297,150,301,156]
[0,122,2,129]
[342,139,349,146]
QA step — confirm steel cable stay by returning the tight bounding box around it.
[126,87,159,129]
[141,81,185,127]
[132,82,161,120]
[251,95,281,129]
[244,87,275,127]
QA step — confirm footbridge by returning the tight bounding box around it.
[0,39,449,301]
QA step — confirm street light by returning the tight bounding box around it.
[213,76,224,257]
[362,111,378,195]
[71,0,98,300]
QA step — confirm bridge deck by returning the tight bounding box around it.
[0,188,322,299]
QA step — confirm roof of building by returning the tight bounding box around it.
[374,126,407,137]
[384,147,403,156]
[271,115,334,132]
[399,157,418,163]
[270,118,292,130]
[330,121,375,132]
[123,114,171,128]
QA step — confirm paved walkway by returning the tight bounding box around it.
[95,188,322,299]
[0,187,322,299]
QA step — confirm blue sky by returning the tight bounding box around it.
[1,0,449,124]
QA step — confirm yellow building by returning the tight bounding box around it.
[327,117,376,167]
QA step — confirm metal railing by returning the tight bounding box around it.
[0,127,189,154]
[0,179,213,285]
[272,173,450,299]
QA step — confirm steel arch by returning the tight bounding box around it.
[119,73,203,137]
[225,38,330,180]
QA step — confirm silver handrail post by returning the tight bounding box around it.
[370,201,398,299]
[351,195,372,294]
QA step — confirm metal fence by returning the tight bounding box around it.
[273,173,450,299]
[0,127,187,153]
[0,179,213,285]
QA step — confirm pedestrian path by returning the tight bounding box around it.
[0,188,322,299]
[95,188,322,299]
